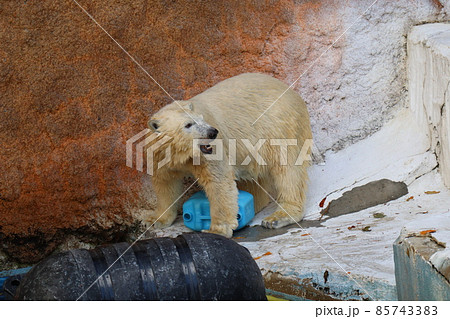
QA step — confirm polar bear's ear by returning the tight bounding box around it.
[148,119,160,132]
[184,102,193,111]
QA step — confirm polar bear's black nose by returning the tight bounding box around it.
[208,128,219,139]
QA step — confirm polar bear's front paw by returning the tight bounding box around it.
[202,224,234,238]
[261,211,296,229]
[144,215,175,229]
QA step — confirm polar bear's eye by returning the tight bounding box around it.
[185,123,194,129]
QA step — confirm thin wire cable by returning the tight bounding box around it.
[71,0,198,124]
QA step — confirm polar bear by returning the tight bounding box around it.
[146,73,312,238]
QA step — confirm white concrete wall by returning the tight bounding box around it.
[408,23,450,188]
[282,0,449,153]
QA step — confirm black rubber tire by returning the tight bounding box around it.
[15,233,267,301]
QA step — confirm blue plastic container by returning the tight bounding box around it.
[183,191,255,231]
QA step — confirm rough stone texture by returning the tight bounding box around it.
[408,23,450,188]
[0,0,448,264]
[292,0,448,151]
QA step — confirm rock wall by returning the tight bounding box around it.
[0,0,448,264]
[408,23,450,188]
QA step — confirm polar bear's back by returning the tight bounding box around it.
[190,73,311,141]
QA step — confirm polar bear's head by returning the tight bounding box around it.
[148,101,218,158]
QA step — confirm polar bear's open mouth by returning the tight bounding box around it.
[200,144,213,154]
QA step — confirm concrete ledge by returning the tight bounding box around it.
[408,23,450,188]
[394,213,450,300]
